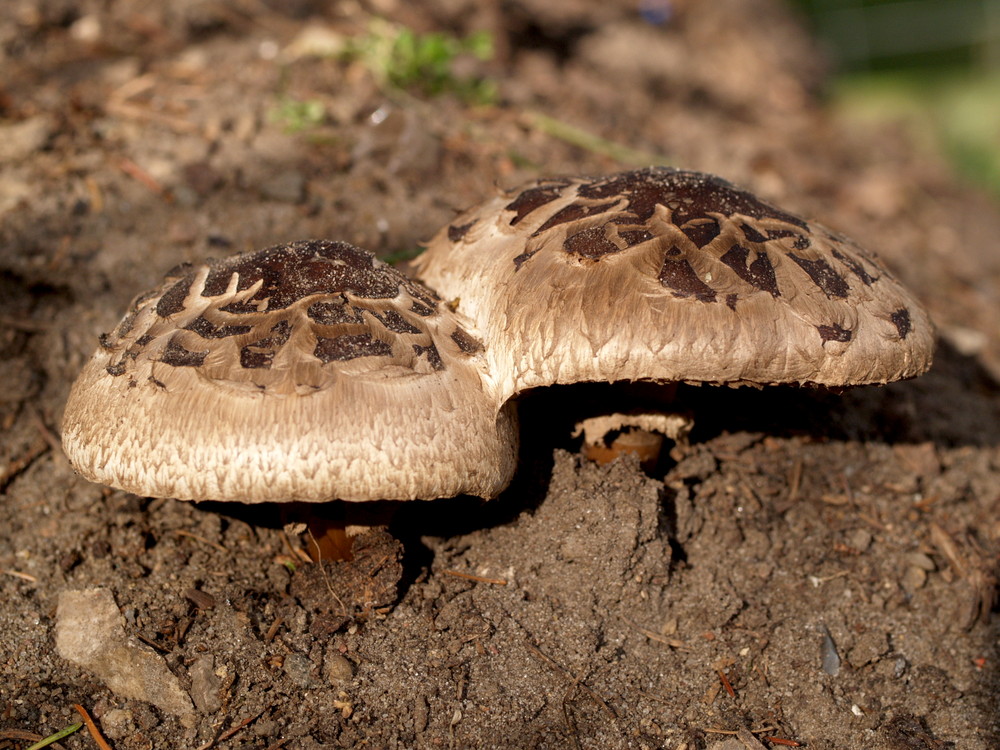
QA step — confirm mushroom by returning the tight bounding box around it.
[414,167,934,461]
[572,410,693,472]
[62,240,518,555]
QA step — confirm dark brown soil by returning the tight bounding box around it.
[2,1,999,748]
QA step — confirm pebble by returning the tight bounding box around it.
[188,655,222,713]
[847,528,873,552]
[99,708,134,740]
[55,588,194,718]
[905,552,936,572]
[69,15,102,43]
[325,653,354,685]
[893,656,908,678]
[901,565,927,593]
[940,324,987,357]
[267,561,291,591]
[820,625,841,676]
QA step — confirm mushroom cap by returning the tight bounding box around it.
[415,167,934,396]
[62,240,517,503]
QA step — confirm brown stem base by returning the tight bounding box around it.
[306,517,356,562]
[581,429,665,473]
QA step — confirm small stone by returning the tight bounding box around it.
[905,552,936,572]
[188,655,222,713]
[171,185,200,209]
[902,565,927,593]
[894,656,908,678]
[99,708,134,741]
[820,626,840,676]
[893,442,940,475]
[55,588,194,718]
[324,653,354,685]
[941,325,987,358]
[283,652,315,688]
[847,528,872,552]
[69,15,102,43]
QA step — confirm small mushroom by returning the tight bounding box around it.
[572,411,693,472]
[414,167,934,465]
[62,240,518,516]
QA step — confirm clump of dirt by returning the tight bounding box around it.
[2,1,999,748]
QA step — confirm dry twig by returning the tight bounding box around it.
[264,616,284,643]
[73,704,113,750]
[2,569,38,583]
[118,157,167,196]
[623,616,687,649]
[930,522,998,629]
[2,726,73,750]
[195,708,268,750]
[718,669,736,698]
[763,737,802,747]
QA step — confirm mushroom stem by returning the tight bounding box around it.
[306,516,356,562]
[573,409,693,474]
[293,501,401,563]
[582,382,680,471]
[581,428,665,473]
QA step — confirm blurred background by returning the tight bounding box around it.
[793,0,1000,196]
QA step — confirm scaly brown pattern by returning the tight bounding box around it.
[99,240,481,395]
[415,167,934,392]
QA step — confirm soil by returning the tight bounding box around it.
[2,1,1000,748]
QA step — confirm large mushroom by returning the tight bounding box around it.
[414,167,935,460]
[62,240,518,537]
[62,169,936,561]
